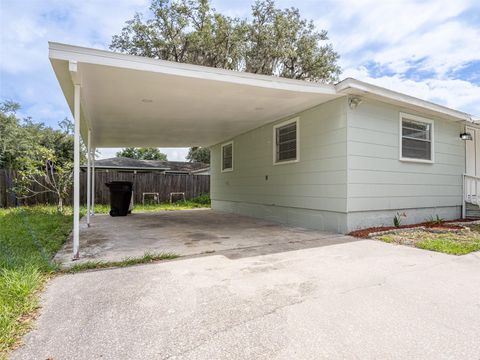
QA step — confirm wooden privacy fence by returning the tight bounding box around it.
[0,169,210,208]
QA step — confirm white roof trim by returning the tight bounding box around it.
[49,42,337,95]
[336,78,472,122]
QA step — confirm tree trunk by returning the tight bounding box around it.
[58,197,63,213]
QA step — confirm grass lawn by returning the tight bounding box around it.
[0,206,72,358]
[0,195,209,358]
[375,229,480,255]
[94,201,209,214]
[63,252,179,274]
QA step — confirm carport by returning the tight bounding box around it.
[49,42,340,260]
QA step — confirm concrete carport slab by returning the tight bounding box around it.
[55,209,355,266]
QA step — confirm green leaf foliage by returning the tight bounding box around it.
[0,102,84,209]
[186,147,210,163]
[116,147,168,160]
[110,0,341,83]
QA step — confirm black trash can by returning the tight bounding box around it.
[105,181,133,217]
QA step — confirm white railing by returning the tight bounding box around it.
[463,174,480,218]
[464,174,480,205]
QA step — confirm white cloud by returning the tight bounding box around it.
[370,20,480,76]
[323,0,470,62]
[160,148,189,161]
[97,148,121,160]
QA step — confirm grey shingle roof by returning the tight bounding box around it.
[84,157,209,173]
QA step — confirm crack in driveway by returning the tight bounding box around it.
[161,298,306,359]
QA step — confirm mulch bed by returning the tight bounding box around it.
[349,220,467,239]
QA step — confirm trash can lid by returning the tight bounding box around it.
[105,181,133,190]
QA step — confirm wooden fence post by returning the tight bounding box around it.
[0,169,5,208]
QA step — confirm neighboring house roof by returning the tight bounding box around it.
[81,157,209,174]
[190,167,210,175]
[49,42,477,149]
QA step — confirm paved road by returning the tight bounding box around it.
[12,240,480,359]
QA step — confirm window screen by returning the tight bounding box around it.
[222,143,233,170]
[401,118,432,160]
[276,121,297,162]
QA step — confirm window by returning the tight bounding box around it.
[274,118,299,164]
[221,141,233,172]
[400,113,434,163]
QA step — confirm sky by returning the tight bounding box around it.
[1,0,479,160]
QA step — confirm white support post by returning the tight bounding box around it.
[462,174,466,219]
[91,147,95,216]
[476,178,479,206]
[73,84,81,260]
[86,129,91,227]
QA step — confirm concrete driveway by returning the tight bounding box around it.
[12,239,480,359]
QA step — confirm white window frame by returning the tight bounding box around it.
[273,117,300,165]
[399,112,434,164]
[221,141,234,172]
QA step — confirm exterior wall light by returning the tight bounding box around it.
[348,96,363,109]
[460,132,473,140]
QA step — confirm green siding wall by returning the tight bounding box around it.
[211,97,348,214]
[346,99,465,213]
[210,96,465,232]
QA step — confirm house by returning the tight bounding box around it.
[211,88,475,233]
[80,157,210,175]
[48,42,477,257]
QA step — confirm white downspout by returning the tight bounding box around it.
[92,146,95,216]
[73,84,81,260]
[462,174,466,219]
[86,129,91,226]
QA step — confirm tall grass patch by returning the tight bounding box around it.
[0,206,72,357]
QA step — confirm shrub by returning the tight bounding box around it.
[426,215,445,225]
[393,212,406,227]
[190,193,211,205]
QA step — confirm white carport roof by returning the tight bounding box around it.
[49,42,475,149]
[49,42,341,148]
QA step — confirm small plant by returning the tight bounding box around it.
[393,212,406,227]
[190,193,211,205]
[426,215,445,226]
